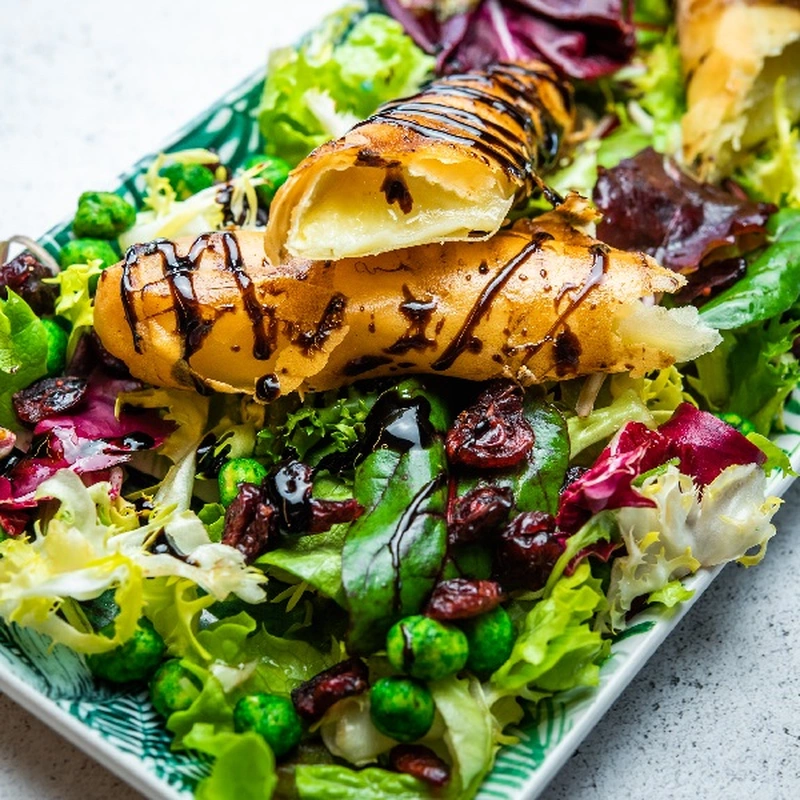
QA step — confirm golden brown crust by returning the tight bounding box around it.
[93,204,708,400]
[264,62,574,261]
[679,0,800,177]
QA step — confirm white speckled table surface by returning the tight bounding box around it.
[2,1,800,798]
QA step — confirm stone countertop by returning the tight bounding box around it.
[2,2,799,798]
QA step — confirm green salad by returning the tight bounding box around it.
[1,1,800,798]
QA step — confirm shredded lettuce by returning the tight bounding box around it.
[257,10,434,165]
[118,150,261,249]
[0,291,48,429]
[0,470,266,654]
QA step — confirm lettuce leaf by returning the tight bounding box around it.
[605,463,781,629]
[0,291,48,429]
[0,469,266,654]
[195,732,276,800]
[699,209,800,331]
[295,764,427,800]
[540,29,684,200]
[489,563,608,701]
[257,11,434,165]
[689,315,800,435]
[567,387,654,460]
[45,261,102,358]
[430,676,494,797]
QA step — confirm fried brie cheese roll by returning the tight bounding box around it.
[679,0,800,178]
[264,62,574,261]
[94,204,720,400]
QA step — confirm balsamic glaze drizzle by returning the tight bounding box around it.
[509,242,611,366]
[358,63,569,200]
[431,231,555,372]
[121,232,280,371]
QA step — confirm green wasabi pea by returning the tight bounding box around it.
[460,606,515,675]
[149,659,202,718]
[233,693,302,758]
[218,457,268,506]
[86,618,165,684]
[386,614,468,681]
[369,676,435,742]
[159,162,216,200]
[72,191,136,239]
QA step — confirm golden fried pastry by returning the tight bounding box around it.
[264,62,574,261]
[94,200,720,400]
[679,0,800,177]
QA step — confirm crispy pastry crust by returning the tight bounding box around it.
[679,0,800,177]
[264,62,574,261]
[92,201,715,400]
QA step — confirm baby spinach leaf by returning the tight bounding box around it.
[342,382,449,654]
[699,208,800,330]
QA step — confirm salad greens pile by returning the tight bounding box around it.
[1,1,800,798]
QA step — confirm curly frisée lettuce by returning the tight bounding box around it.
[257,9,435,166]
[0,470,266,654]
[118,150,262,249]
[489,563,608,702]
[604,463,780,630]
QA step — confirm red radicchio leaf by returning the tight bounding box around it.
[594,148,776,276]
[656,403,766,488]
[556,403,767,533]
[382,0,635,80]
[0,373,174,510]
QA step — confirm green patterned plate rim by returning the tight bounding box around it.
[2,67,799,800]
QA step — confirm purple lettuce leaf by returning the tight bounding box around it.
[0,372,174,511]
[381,0,635,79]
[594,148,775,275]
[557,403,767,533]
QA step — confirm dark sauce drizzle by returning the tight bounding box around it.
[431,231,555,372]
[385,286,438,355]
[507,242,611,366]
[219,231,275,360]
[121,232,285,386]
[358,63,568,203]
[295,293,348,355]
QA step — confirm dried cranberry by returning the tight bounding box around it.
[309,497,364,532]
[0,252,58,316]
[425,579,505,620]
[448,484,513,544]
[446,380,534,469]
[12,376,88,426]
[291,657,370,722]
[389,744,450,788]
[222,483,278,563]
[494,511,565,591]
